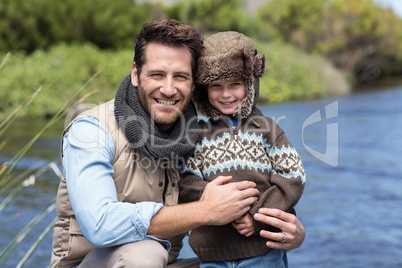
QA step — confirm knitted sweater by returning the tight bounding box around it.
[179,107,306,262]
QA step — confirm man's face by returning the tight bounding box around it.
[131,42,195,131]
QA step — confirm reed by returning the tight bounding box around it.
[0,200,56,266]
[16,216,58,268]
[0,86,43,138]
[0,55,103,265]
[0,52,11,71]
[0,70,101,186]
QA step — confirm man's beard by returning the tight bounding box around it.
[136,82,190,129]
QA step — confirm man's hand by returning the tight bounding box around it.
[232,213,255,237]
[199,176,259,226]
[147,176,258,239]
[254,208,305,251]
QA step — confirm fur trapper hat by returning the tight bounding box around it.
[193,31,266,119]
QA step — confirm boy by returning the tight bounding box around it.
[179,31,306,267]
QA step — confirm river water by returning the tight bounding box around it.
[1,85,401,267]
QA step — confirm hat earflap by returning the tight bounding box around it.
[235,76,254,118]
[253,52,266,77]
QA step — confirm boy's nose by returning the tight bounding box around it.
[221,88,231,98]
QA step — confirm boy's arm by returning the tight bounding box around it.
[178,148,208,203]
[249,129,306,233]
[179,172,208,203]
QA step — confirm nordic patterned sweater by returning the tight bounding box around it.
[179,107,306,262]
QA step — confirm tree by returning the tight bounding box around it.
[165,0,275,40]
[0,0,155,53]
[257,0,402,82]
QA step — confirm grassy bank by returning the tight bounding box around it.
[257,41,351,103]
[0,42,351,121]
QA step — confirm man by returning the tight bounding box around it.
[51,19,305,268]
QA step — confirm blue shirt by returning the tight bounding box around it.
[228,118,238,126]
[62,115,170,250]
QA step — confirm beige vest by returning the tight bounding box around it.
[51,99,184,268]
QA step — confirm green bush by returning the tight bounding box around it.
[0,42,349,121]
[0,0,156,53]
[0,43,133,120]
[165,0,278,41]
[257,41,351,104]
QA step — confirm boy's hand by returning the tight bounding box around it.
[232,213,255,237]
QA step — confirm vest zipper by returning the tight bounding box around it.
[162,169,169,204]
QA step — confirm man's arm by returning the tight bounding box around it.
[148,176,259,239]
[64,116,167,247]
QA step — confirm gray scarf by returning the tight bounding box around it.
[114,75,199,161]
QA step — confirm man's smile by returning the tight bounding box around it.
[154,98,179,106]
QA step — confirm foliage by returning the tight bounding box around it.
[154,0,278,42]
[257,40,350,104]
[257,0,402,83]
[1,0,401,83]
[0,44,133,121]
[257,0,327,50]
[167,0,244,31]
[0,0,156,53]
[0,41,349,121]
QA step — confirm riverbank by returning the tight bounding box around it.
[0,42,350,121]
[354,75,402,92]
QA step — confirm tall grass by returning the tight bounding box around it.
[0,52,102,266]
[0,70,101,185]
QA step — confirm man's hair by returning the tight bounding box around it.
[134,19,204,79]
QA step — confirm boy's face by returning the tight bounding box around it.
[207,79,246,116]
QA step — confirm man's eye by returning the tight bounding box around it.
[176,75,188,80]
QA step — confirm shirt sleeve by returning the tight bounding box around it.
[63,115,170,250]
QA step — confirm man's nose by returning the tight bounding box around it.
[160,78,177,97]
